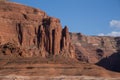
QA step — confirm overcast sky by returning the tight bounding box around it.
[11,0,120,36]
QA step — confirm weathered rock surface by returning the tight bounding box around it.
[70,33,120,63]
[70,33,120,72]
[0,2,75,58]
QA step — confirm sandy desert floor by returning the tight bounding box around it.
[0,55,120,80]
[0,75,120,80]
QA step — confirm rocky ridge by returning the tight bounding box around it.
[70,33,120,71]
[70,33,120,62]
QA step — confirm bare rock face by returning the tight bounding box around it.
[70,33,120,63]
[0,2,75,58]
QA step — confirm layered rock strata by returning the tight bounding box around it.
[0,2,75,58]
[70,33,120,63]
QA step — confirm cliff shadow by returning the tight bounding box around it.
[96,50,120,72]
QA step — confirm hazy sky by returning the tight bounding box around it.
[11,0,120,36]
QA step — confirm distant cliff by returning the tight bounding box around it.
[70,33,120,63]
[70,33,120,72]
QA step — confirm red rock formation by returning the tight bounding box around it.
[0,2,75,58]
[70,33,120,63]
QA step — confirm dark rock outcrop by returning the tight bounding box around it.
[96,50,120,72]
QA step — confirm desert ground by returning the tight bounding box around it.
[0,55,120,80]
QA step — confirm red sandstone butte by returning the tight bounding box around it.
[0,2,75,58]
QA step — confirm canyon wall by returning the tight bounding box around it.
[0,2,75,58]
[70,33,120,63]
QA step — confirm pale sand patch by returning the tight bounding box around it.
[0,75,120,80]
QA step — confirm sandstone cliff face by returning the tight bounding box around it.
[0,2,75,58]
[1,2,120,66]
[70,33,120,63]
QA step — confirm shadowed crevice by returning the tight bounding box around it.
[37,25,41,48]
[16,23,23,45]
